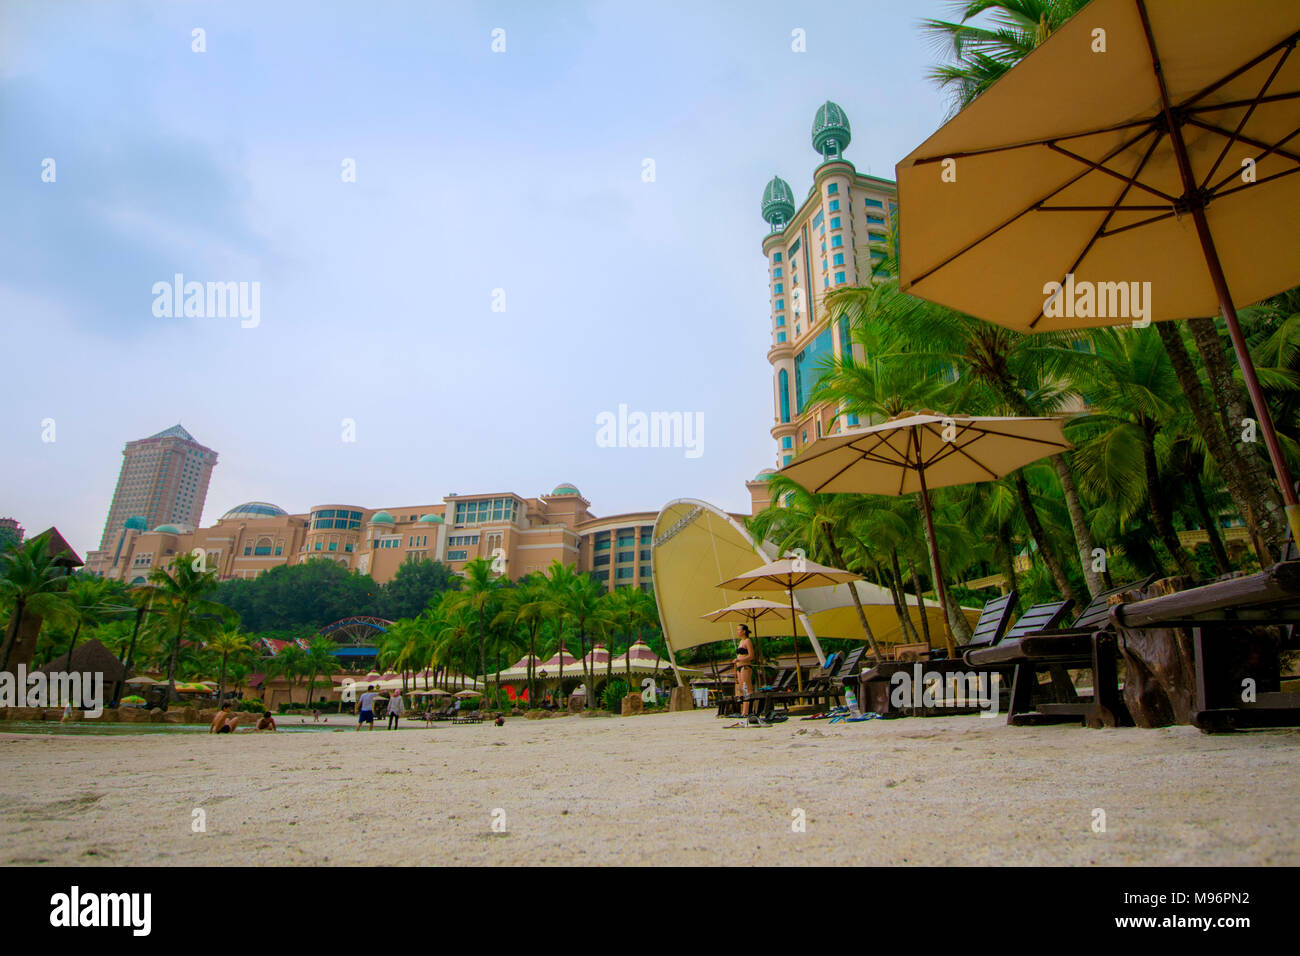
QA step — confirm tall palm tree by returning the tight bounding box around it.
[0,533,73,672]
[445,558,504,692]
[266,643,308,706]
[302,635,341,708]
[605,586,657,690]
[495,576,555,705]
[207,630,252,708]
[147,553,236,702]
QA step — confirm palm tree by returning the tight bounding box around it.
[546,562,610,709]
[57,575,113,671]
[495,576,554,706]
[207,630,252,707]
[1069,327,1200,579]
[445,558,504,692]
[266,643,308,706]
[302,635,340,707]
[605,586,657,690]
[0,533,73,672]
[147,553,236,703]
[921,0,1093,112]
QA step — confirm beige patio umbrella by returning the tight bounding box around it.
[700,598,796,691]
[777,411,1072,655]
[716,558,861,690]
[896,0,1300,549]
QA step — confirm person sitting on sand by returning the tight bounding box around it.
[209,703,241,734]
[494,715,505,726]
[256,711,277,732]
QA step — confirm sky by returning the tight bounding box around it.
[0,0,955,558]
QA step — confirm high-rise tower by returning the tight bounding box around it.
[762,102,898,466]
[97,425,218,551]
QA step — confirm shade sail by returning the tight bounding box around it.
[897,0,1300,330]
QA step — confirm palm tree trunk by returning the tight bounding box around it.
[1158,320,1274,562]
[1051,453,1104,598]
[218,653,229,709]
[822,537,884,663]
[1187,472,1231,574]
[887,549,920,641]
[1187,315,1285,556]
[1141,429,1199,580]
[0,601,27,672]
[917,505,971,648]
[63,620,83,671]
[905,557,933,650]
[1012,471,1076,602]
[998,524,1020,599]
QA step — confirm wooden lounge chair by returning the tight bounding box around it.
[755,652,852,717]
[856,591,1022,715]
[717,668,791,717]
[966,576,1156,727]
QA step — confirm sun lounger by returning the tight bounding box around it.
[966,576,1156,727]
[856,591,1024,716]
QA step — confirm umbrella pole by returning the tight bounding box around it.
[1143,9,1300,552]
[914,459,956,657]
[789,588,803,692]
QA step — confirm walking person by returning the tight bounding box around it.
[356,684,378,731]
[387,689,404,730]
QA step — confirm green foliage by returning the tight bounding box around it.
[602,680,629,712]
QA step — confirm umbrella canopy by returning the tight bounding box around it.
[120,695,147,705]
[454,689,482,699]
[124,676,161,686]
[779,412,1069,654]
[778,412,1071,495]
[896,0,1300,544]
[701,597,796,624]
[408,688,451,697]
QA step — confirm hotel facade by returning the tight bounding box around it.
[761,102,897,467]
[88,484,661,594]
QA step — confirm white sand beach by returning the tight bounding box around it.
[1,711,1298,866]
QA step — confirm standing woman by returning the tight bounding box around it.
[734,623,756,719]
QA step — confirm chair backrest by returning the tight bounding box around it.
[892,642,930,661]
[965,590,1019,649]
[1069,575,1158,630]
[1004,599,1075,639]
[836,646,867,680]
[764,668,791,691]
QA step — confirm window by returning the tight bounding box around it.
[777,331,786,343]
[774,283,783,294]
[616,567,634,580]
[794,325,835,415]
[782,436,793,449]
[783,454,792,466]
[274,546,282,555]
[830,217,840,229]
[868,231,887,243]
[789,237,800,255]
[812,210,824,228]
[345,544,353,553]
[594,569,610,581]
[314,542,322,550]
[617,551,635,563]
[828,199,840,211]
[831,235,843,248]
[776,315,785,327]
[826,183,839,195]
[833,253,844,266]
[775,299,784,311]
[328,541,338,551]
[835,271,847,284]
[448,550,468,561]
[640,566,653,577]
[243,546,252,556]
[595,554,610,567]
[773,252,782,263]
[867,215,885,226]
[773,267,783,278]
[865,198,884,209]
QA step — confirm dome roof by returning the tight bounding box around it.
[370,510,394,523]
[551,483,580,497]
[762,175,796,226]
[753,468,776,481]
[418,514,443,523]
[124,515,148,531]
[152,524,182,535]
[222,501,287,520]
[812,100,851,159]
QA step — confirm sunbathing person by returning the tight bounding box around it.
[209,703,241,734]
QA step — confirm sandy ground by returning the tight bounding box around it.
[1,710,1298,866]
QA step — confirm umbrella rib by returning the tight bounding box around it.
[909,124,1159,288]
[1177,28,1300,110]
[1210,163,1300,201]
[1029,129,1167,329]
[908,116,1157,166]
[1197,41,1293,192]
[1044,140,1177,203]
[1035,204,1171,212]
[1098,210,1177,238]
[1198,120,1300,196]
[1185,90,1300,114]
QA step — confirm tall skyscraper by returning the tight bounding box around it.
[761,101,898,466]
[97,425,218,551]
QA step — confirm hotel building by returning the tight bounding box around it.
[88,483,660,594]
[762,102,898,466]
[94,425,217,556]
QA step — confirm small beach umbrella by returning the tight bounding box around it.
[454,689,482,699]
[896,0,1300,547]
[777,411,1071,655]
[124,676,161,685]
[700,598,794,683]
[120,695,146,705]
[716,557,860,690]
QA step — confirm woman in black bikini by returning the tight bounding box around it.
[734,624,756,718]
